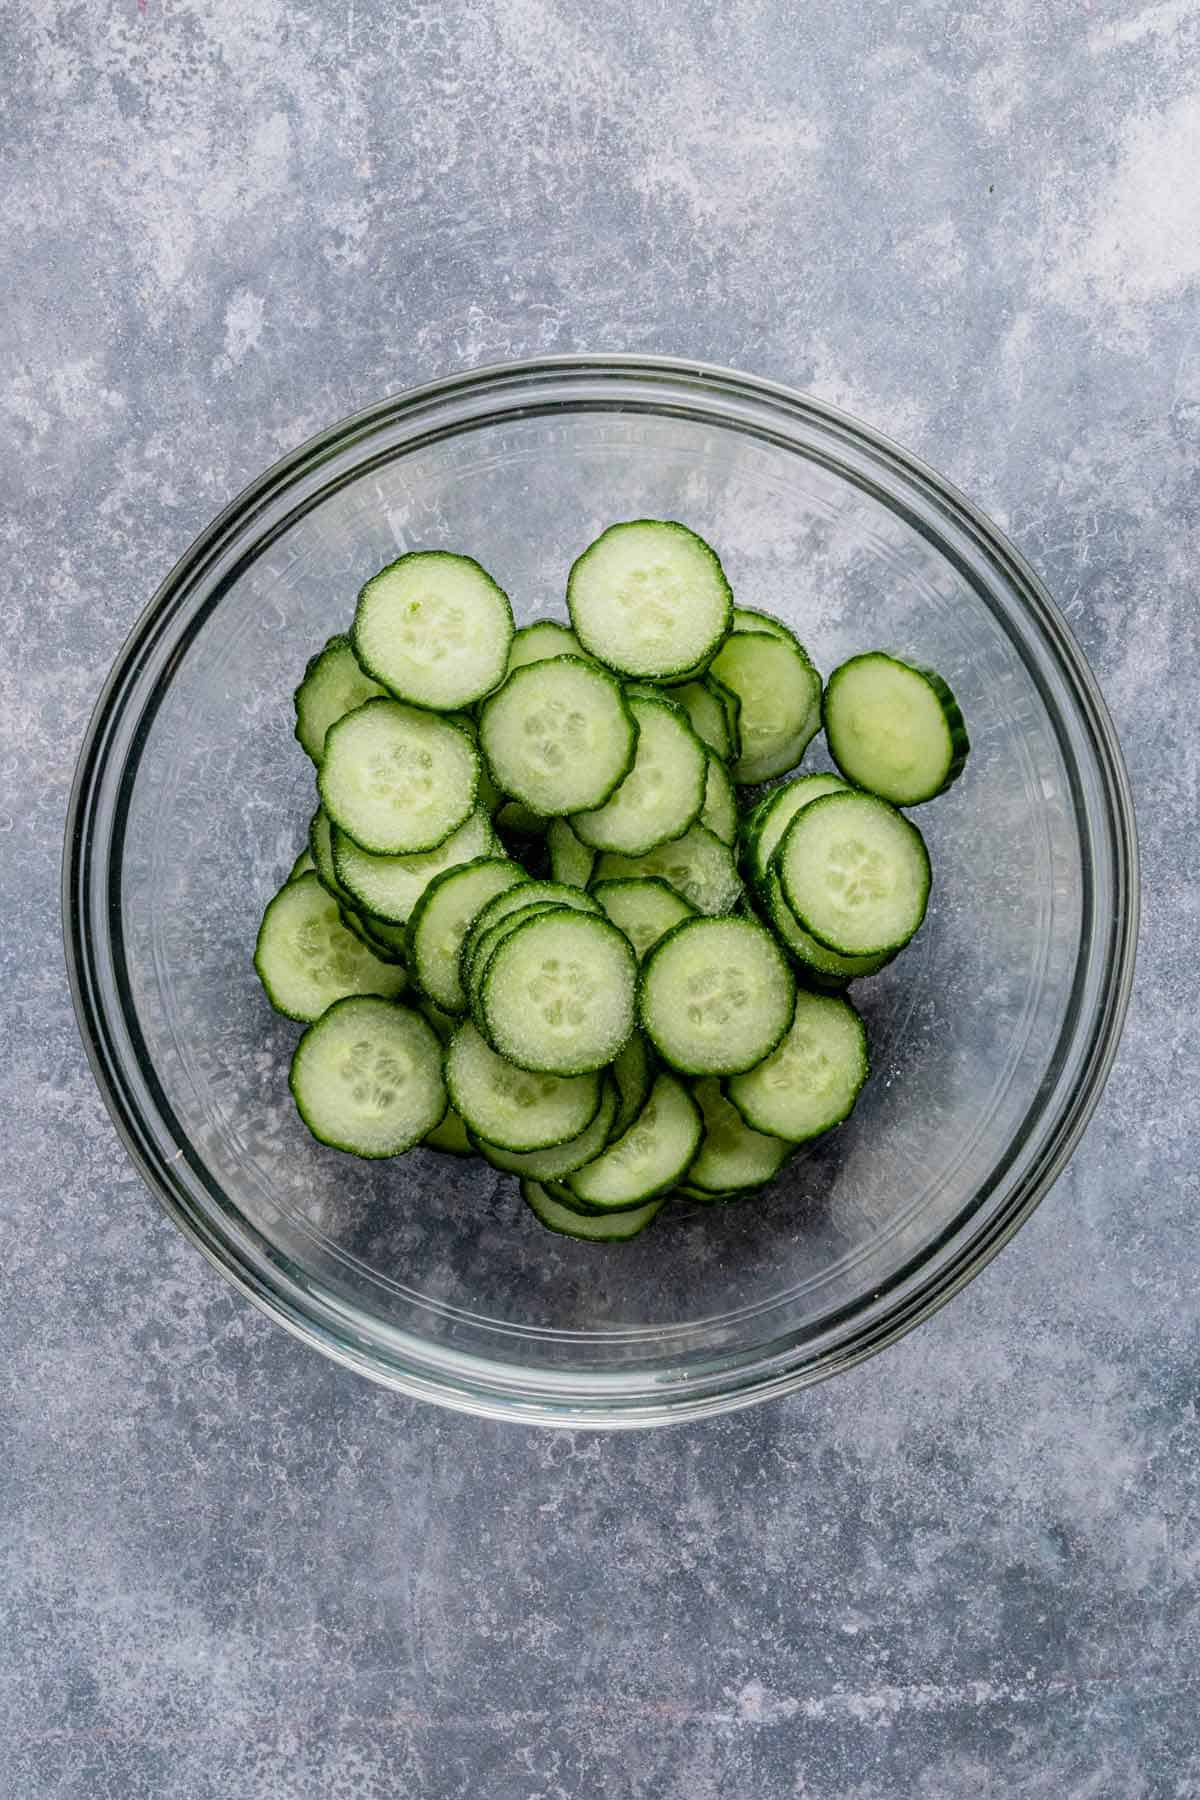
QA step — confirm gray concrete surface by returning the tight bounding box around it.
[2,1,1198,1794]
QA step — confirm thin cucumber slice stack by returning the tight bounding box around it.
[255,529,968,1247]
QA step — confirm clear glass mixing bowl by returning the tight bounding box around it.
[64,357,1138,1426]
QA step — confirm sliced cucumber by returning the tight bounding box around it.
[570,691,706,856]
[293,634,387,765]
[357,912,412,960]
[445,1021,602,1151]
[639,915,794,1076]
[592,822,742,917]
[405,856,527,1014]
[338,902,404,963]
[288,847,316,881]
[547,816,595,889]
[674,678,735,761]
[522,1178,665,1241]
[289,995,446,1156]
[565,1071,702,1210]
[478,909,637,1075]
[686,1077,791,1193]
[726,990,868,1142]
[507,619,590,671]
[709,631,822,784]
[423,1106,473,1155]
[611,1030,654,1137]
[822,651,969,804]
[730,605,796,643]
[699,752,737,846]
[567,520,733,680]
[478,656,637,816]
[763,866,891,988]
[352,551,514,711]
[592,876,697,961]
[254,872,408,1022]
[333,805,495,924]
[742,773,849,890]
[776,789,930,956]
[473,1077,619,1179]
[320,698,479,855]
[466,903,573,1027]
[462,880,601,997]
[309,805,358,908]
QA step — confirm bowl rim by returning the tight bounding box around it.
[62,352,1139,1427]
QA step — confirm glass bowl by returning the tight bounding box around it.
[64,356,1138,1427]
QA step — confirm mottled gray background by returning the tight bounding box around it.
[2,0,1198,1794]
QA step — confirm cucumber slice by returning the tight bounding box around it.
[478,909,637,1075]
[289,995,446,1157]
[309,805,359,909]
[288,847,316,881]
[521,1178,665,1242]
[352,552,514,710]
[254,872,408,1022]
[338,903,404,963]
[445,1021,602,1151]
[730,605,796,644]
[293,634,387,764]
[674,678,734,761]
[565,1071,702,1210]
[709,631,822,784]
[357,912,412,960]
[639,915,794,1075]
[423,1106,473,1155]
[592,822,742,916]
[507,619,590,671]
[822,651,969,804]
[405,856,528,1014]
[776,789,930,956]
[467,903,574,1026]
[611,1030,654,1137]
[473,1078,619,1178]
[699,752,737,846]
[592,876,697,961]
[763,866,891,988]
[570,692,706,855]
[478,656,637,816]
[462,881,601,997]
[726,990,868,1142]
[320,698,479,855]
[742,773,849,890]
[567,520,733,680]
[547,816,595,889]
[333,805,495,924]
[686,1078,791,1193]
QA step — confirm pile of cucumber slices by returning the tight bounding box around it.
[255,519,969,1243]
